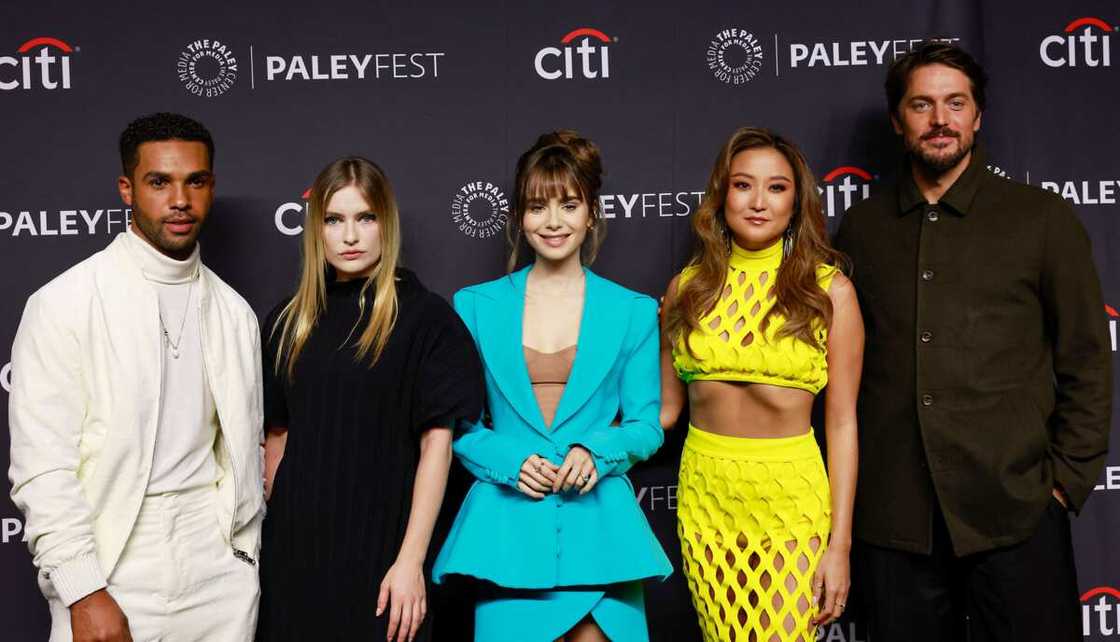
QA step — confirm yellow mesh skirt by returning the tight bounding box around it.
[677,425,831,642]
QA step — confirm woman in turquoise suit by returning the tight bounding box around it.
[433,130,672,641]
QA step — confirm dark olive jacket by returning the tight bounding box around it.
[834,146,1111,556]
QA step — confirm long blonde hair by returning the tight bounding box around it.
[666,127,847,351]
[272,157,402,378]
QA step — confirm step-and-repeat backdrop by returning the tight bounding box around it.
[2,1,1118,639]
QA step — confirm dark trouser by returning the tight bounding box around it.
[858,498,1080,642]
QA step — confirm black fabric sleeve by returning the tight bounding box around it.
[261,300,291,430]
[1040,196,1112,512]
[411,294,485,434]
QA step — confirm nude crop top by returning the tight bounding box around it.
[672,240,838,394]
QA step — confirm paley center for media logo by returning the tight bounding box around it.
[1041,16,1113,68]
[1,36,75,91]
[820,166,875,218]
[178,37,445,97]
[534,27,614,80]
[707,27,764,85]
[452,181,509,239]
[0,207,132,237]
[177,38,238,97]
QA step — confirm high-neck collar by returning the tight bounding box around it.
[126,227,199,284]
[729,239,783,270]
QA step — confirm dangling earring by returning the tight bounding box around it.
[782,225,796,258]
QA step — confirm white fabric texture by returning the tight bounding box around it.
[123,230,220,496]
[39,486,259,641]
[8,232,265,606]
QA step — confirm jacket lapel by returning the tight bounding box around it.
[551,270,626,430]
[474,267,550,436]
[99,234,163,453]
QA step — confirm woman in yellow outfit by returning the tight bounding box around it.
[660,127,863,642]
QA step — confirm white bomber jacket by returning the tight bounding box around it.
[8,233,265,606]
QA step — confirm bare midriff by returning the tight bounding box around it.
[687,379,813,438]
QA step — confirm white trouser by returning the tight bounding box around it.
[39,485,259,641]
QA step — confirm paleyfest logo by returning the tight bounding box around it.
[451,181,509,239]
[534,27,614,80]
[1041,16,1113,68]
[820,166,874,218]
[707,27,763,85]
[177,38,238,97]
[1,36,75,91]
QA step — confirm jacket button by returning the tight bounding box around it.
[920,331,933,343]
[926,210,939,222]
[921,394,934,407]
[921,269,935,281]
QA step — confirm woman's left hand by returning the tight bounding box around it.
[376,558,427,642]
[553,445,599,495]
[810,544,850,627]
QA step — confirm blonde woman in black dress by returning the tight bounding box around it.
[256,157,485,642]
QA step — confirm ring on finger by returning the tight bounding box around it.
[581,473,591,484]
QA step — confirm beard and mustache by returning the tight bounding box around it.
[905,126,974,174]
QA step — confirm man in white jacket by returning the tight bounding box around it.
[8,113,265,642]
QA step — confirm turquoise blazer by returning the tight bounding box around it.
[432,266,672,588]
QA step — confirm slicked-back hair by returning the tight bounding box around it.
[119,112,215,177]
[885,41,988,117]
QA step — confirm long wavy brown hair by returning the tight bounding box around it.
[666,127,847,352]
[271,157,402,379]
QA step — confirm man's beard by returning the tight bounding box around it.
[132,211,201,259]
[907,127,973,175]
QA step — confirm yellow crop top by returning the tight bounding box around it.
[672,239,838,394]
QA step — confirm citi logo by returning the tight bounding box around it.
[1082,586,1120,636]
[534,28,613,80]
[820,166,874,218]
[274,187,312,236]
[1041,17,1113,67]
[1107,305,1118,352]
[1,37,74,91]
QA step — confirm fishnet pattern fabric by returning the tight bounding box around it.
[678,442,831,642]
[673,260,837,395]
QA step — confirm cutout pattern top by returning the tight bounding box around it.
[524,344,577,428]
[672,240,838,394]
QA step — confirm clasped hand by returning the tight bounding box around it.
[517,447,598,498]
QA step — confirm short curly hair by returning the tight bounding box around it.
[119,112,214,177]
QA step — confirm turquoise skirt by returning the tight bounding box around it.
[475,581,648,642]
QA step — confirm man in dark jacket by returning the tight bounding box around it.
[835,42,1111,641]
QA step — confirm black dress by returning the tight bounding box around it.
[256,269,484,641]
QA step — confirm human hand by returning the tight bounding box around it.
[810,544,850,626]
[553,446,599,495]
[517,454,559,499]
[376,559,427,642]
[70,589,132,642]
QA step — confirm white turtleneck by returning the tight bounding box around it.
[125,227,219,496]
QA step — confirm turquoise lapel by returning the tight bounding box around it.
[550,269,627,431]
[473,267,550,437]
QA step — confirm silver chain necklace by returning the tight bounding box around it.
[158,279,195,359]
